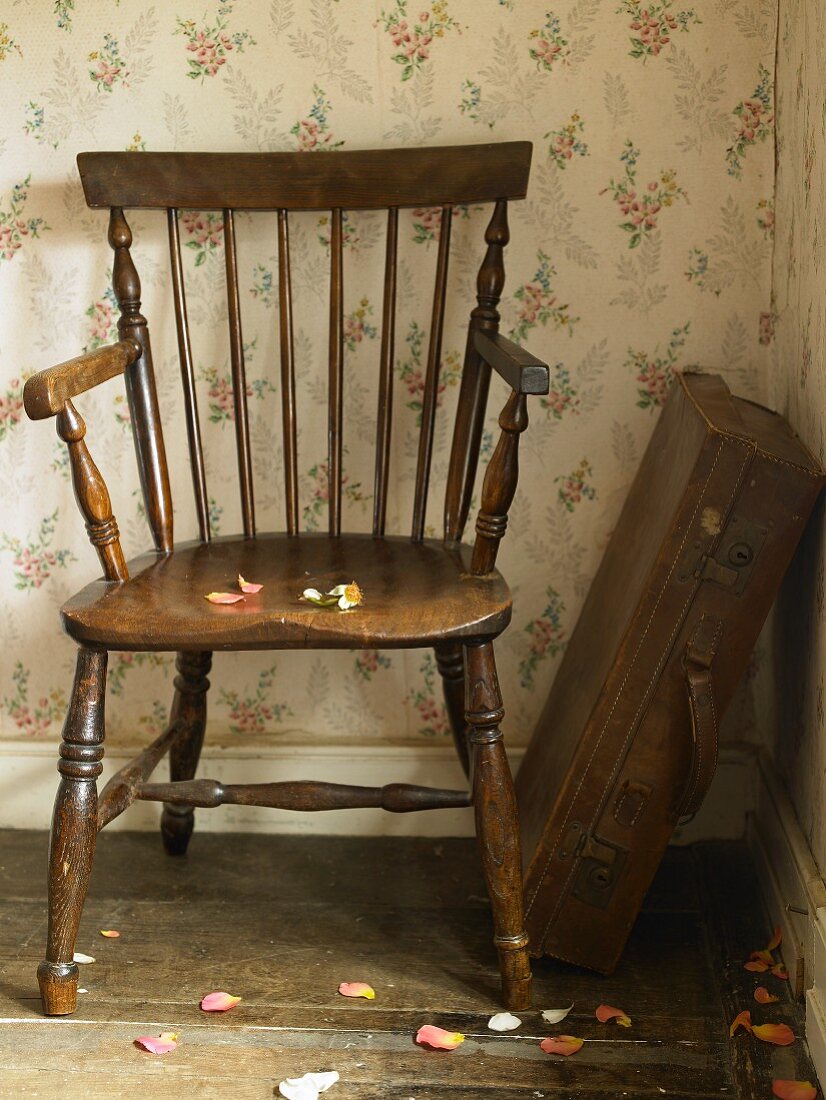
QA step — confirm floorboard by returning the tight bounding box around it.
[0,832,818,1098]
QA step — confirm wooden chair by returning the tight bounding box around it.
[23,142,550,1016]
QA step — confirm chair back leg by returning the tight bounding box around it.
[434,643,469,778]
[465,640,532,1010]
[161,651,212,856]
[38,647,107,1016]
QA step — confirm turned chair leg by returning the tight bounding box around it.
[434,643,470,779]
[38,647,107,1016]
[464,640,532,1011]
[160,651,212,856]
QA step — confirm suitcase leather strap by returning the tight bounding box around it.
[678,616,724,816]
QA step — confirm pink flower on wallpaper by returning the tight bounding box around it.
[758,311,776,346]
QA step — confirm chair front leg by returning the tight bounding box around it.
[161,651,212,856]
[38,647,107,1016]
[464,640,532,1010]
[434,643,470,779]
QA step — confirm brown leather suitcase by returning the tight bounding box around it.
[517,371,825,974]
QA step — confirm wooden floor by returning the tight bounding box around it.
[0,831,818,1098]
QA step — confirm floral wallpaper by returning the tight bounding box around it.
[0,0,776,750]
[753,0,826,871]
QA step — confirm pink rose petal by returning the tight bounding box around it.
[99,929,120,938]
[205,592,245,605]
[416,1024,465,1050]
[200,990,242,1012]
[238,574,263,594]
[135,1032,178,1054]
[338,982,375,1000]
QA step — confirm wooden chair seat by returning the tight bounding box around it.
[61,534,512,651]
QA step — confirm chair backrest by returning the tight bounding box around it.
[77,142,533,553]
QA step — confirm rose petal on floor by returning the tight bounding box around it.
[539,1035,584,1057]
[238,574,263,594]
[99,929,120,938]
[541,1005,574,1026]
[200,991,242,1012]
[596,1004,632,1026]
[278,1071,340,1099]
[337,982,375,1000]
[745,959,770,972]
[772,1081,818,1100]
[752,1022,796,1046]
[729,1009,752,1036]
[134,1032,178,1055]
[487,1012,521,1032]
[72,952,95,964]
[755,986,780,1004]
[415,1025,465,1050]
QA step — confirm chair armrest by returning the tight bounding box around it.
[474,330,550,395]
[23,339,141,421]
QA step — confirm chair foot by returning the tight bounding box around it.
[37,960,79,1016]
[496,934,533,1011]
[465,640,533,1010]
[160,803,194,856]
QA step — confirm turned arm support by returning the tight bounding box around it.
[471,336,549,576]
[23,342,138,583]
[23,339,141,420]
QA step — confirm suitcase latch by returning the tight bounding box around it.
[571,834,629,909]
[679,513,768,596]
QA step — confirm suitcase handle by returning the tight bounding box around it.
[678,616,723,816]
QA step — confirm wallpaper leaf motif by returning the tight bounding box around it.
[666,48,729,155]
[288,0,373,103]
[459,30,543,128]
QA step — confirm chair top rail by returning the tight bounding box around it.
[77,142,533,211]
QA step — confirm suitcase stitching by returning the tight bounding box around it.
[527,435,754,942]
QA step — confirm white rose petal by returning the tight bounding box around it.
[72,952,95,964]
[302,588,324,601]
[278,1071,340,1100]
[541,1004,574,1026]
[487,1011,522,1032]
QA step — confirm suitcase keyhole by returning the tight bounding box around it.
[728,542,753,566]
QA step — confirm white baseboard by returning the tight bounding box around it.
[747,749,826,1092]
[0,739,754,839]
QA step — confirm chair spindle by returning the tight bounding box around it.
[412,205,452,541]
[277,210,299,536]
[167,208,210,542]
[328,208,344,537]
[444,200,509,544]
[224,208,255,537]
[373,207,398,537]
